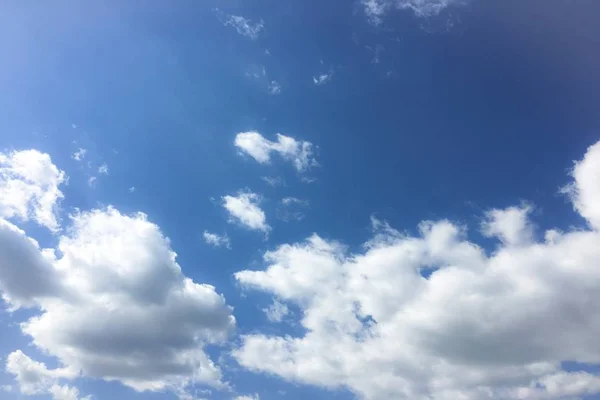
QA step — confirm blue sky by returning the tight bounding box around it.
[1,1,600,399]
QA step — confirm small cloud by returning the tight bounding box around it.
[98,163,109,175]
[218,9,264,40]
[261,176,284,187]
[280,197,309,207]
[313,69,334,86]
[263,300,289,323]
[264,49,271,56]
[87,176,96,187]
[235,395,260,400]
[300,176,317,184]
[203,231,231,249]
[268,80,282,95]
[128,186,136,193]
[222,191,270,233]
[235,131,318,172]
[71,123,77,129]
[72,148,87,161]
[1,385,12,392]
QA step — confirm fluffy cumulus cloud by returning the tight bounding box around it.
[0,151,236,397]
[363,0,466,23]
[203,230,231,249]
[6,350,88,400]
[234,131,317,172]
[0,149,66,231]
[233,141,600,400]
[222,192,270,233]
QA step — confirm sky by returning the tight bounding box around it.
[1,0,600,399]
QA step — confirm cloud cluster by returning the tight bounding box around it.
[0,149,66,231]
[223,192,270,233]
[0,151,236,397]
[233,142,600,400]
[235,131,317,172]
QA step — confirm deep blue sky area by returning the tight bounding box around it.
[1,1,600,399]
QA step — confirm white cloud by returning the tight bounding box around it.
[481,204,534,246]
[363,0,466,23]
[268,80,282,95]
[222,192,270,233]
[98,163,109,175]
[129,186,136,193]
[49,384,91,400]
[0,149,66,231]
[87,176,96,187]
[363,0,392,24]
[0,206,235,395]
[233,141,600,400]
[222,13,264,40]
[5,350,86,399]
[71,148,86,162]
[234,131,317,172]
[234,395,259,400]
[203,231,231,249]
[563,141,600,230]
[261,176,284,187]
[313,72,333,86]
[263,300,289,323]
[1,384,12,392]
[280,197,308,207]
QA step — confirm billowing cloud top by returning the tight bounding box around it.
[233,141,600,400]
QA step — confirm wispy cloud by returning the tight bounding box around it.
[277,197,309,222]
[98,163,109,175]
[203,231,231,249]
[363,0,467,24]
[72,148,87,161]
[313,72,333,86]
[263,300,289,322]
[218,9,264,40]
[268,80,282,95]
[261,176,284,187]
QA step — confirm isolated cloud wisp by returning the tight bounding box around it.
[220,11,264,40]
[0,149,65,231]
[313,72,333,86]
[235,131,317,172]
[233,141,600,400]
[222,191,270,233]
[203,231,231,249]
